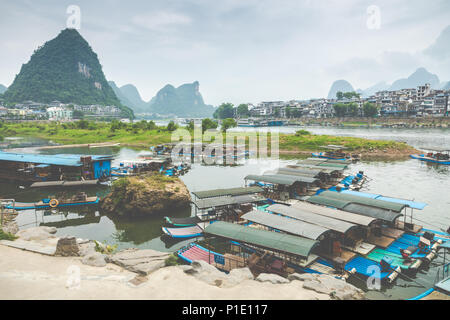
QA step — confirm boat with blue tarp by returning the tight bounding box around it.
[410,147,450,165]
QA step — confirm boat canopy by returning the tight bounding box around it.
[192,186,263,199]
[244,174,318,186]
[319,191,406,212]
[419,146,450,152]
[267,204,358,235]
[339,190,427,210]
[305,157,352,165]
[275,167,322,177]
[289,201,378,226]
[193,194,266,209]
[0,151,113,167]
[203,221,318,259]
[293,163,347,171]
[287,164,342,173]
[307,195,403,223]
[319,145,348,150]
[241,210,332,240]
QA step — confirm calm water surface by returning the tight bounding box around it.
[1,128,449,300]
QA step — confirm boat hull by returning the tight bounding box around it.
[410,154,450,165]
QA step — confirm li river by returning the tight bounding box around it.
[1,126,449,300]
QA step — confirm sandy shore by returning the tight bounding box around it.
[0,245,329,300]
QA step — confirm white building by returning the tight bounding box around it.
[47,107,73,121]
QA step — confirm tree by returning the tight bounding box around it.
[333,103,347,117]
[72,110,84,119]
[363,102,378,117]
[343,91,360,99]
[167,121,177,132]
[347,102,359,117]
[285,107,291,118]
[213,103,234,119]
[201,118,218,133]
[221,118,237,132]
[236,104,250,117]
[336,91,344,100]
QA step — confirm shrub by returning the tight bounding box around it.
[0,228,17,241]
[165,254,180,266]
[295,129,311,136]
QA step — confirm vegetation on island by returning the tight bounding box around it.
[0,119,415,157]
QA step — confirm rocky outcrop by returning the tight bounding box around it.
[288,273,365,300]
[182,262,365,299]
[82,252,107,267]
[101,174,191,217]
[55,237,80,256]
[16,226,57,241]
[256,273,290,284]
[182,261,255,288]
[107,248,171,275]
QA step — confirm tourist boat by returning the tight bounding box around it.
[312,145,361,162]
[237,119,258,127]
[6,193,99,210]
[410,147,450,165]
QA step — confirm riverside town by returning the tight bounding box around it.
[0,0,449,310]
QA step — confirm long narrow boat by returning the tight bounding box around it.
[410,147,450,165]
[6,196,100,210]
[410,154,450,165]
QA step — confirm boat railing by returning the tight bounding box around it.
[434,262,450,284]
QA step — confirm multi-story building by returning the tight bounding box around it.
[47,107,73,121]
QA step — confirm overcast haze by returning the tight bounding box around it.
[1,0,450,105]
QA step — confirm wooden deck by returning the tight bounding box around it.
[366,234,396,248]
[396,221,423,233]
[343,241,376,255]
[320,248,356,264]
[382,227,405,239]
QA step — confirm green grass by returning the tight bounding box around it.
[0,121,413,153]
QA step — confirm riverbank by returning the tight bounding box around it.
[0,121,418,160]
[287,116,450,128]
[0,241,349,300]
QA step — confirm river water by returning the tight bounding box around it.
[1,127,449,300]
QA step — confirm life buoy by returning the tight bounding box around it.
[49,199,59,208]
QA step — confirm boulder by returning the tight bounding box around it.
[101,174,191,217]
[108,248,171,275]
[2,221,19,235]
[299,273,365,300]
[16,226,57,241]
[183,260,229,287]
[82,252,107,267]
[55,237,80,256]
[78,241,97,257]
[255,273,290,284]
[288,273,317,282]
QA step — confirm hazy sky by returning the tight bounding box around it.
[1,0,450,105]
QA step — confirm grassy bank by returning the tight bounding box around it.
[0,121,417,159]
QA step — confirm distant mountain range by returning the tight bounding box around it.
[2,28,133,118]
[0,84,6,94]
[110,80,215,117]
[328,67,449,99]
